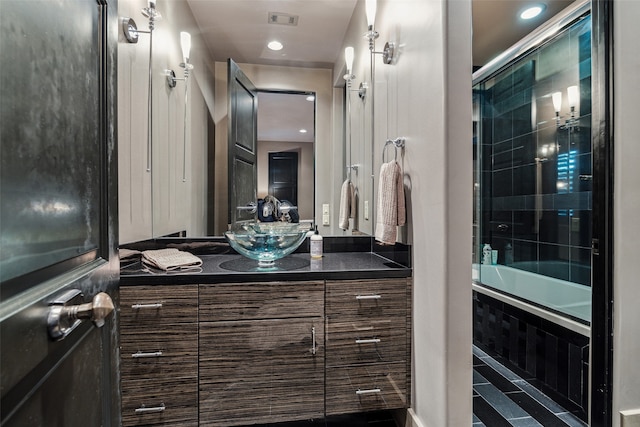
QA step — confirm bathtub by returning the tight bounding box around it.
[473,263,591,326]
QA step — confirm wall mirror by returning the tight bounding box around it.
[256,90,316,225]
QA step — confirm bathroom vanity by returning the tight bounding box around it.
[119,245,412,427]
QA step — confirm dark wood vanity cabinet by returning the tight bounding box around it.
[198,281,325,427]
[325,278,411,415]
[119,277,411,426]
[119,285,199,427]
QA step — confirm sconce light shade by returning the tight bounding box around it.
[552,91,562,113]
[345,46,354,73]
[567,85,579,108]
[180,31,191,63]
[366,0,377,28]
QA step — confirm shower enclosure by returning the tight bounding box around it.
[472,1,592,420]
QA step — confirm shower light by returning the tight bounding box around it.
[567,85,579,109]
[552,92,562,113]
[554,85,580,132]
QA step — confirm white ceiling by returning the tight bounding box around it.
[185,0,578,141]
[257,92,315,143]
[186,0,358,69]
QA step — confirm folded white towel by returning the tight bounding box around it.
[141,248,203,271]
[339,179,356,230]
[375,161,405,245]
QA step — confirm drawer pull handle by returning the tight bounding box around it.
[311,326,317,355]
[355,338,381,344]
[356,388,382,395]
[131,303,163,309]
[135,403,166,414]
[132,351,163,358]
[356,295,381,300]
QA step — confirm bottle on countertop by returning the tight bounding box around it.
[482,243,492,265]
[310,225,323,258]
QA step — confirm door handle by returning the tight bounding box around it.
[47,290,115,341]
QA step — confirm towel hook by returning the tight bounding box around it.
[383,138,405,163]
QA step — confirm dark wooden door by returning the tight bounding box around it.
[269,151,298,205]
[227,59,258,225]
[0,0,120,425]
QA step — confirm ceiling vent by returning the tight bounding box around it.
[268,12,299,26]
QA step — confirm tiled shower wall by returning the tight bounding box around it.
[474,15,592,286]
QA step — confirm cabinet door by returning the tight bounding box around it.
[199,318,324,427]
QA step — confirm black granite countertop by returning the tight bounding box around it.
[120,252,411,285]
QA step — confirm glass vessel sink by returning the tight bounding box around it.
[224,222,310,268]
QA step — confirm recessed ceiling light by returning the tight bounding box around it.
[520,4,545,20]
[299,129,307,133]
[267,40,283,51]
[306,95,315,102]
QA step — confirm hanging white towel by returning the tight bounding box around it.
[375,161,406,245]
[339,179,356,230]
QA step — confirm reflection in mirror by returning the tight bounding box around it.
[256,91,315,228]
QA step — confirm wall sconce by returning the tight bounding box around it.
[552,85,580,131]
[165,32,195,182]
[364,0,395,64]
[343,46,367,100]
[167,32,195,88]
[122,0,162,173]
[122,0,161,44]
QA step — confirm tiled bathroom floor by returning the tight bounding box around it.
[473,345,588,427]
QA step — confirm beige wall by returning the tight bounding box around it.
[336,0,473,425]
[118,0,215,243]
[613,0,640,424]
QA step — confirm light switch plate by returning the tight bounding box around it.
[322,204,330,225]
[364,201,369,220]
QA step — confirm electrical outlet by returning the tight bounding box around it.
[322,203,330,225]
[364,201,369,220]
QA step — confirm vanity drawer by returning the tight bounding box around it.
[199,281,324,320]
[325,362,407,415]
[121,376,198,427]
[120,325,198,378]
[326,279,407,320]
[120,285,198,327]
[326,317,407,366]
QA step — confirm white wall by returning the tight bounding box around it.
[613,0,640,424]
[118,0,215,243]
[337,0,473,425]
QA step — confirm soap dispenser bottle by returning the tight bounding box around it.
[310,226,323,258]
[482,243,492,265]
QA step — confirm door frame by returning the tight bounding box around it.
[590,0,614,425]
